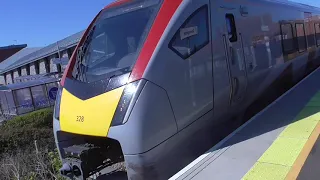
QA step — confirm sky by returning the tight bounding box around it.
[0,0,319,48]
[0,0,113,47]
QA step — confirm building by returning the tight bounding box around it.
[0,30,85,85]
[0,44,27,63]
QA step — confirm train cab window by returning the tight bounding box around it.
[169,5,209,59]
[295,23,307,52]
[281,23,296,54]
[315,23,320,46]
[71,0,162,83]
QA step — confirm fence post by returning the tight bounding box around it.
[0,101,3,115]
[44,84,50,107]
[12,90,18,115]
[4,91,9,115]
[29,87,36,111]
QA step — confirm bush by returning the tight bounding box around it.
[2,108,53,130]
[0,108,65,179]
[0,108,55,155]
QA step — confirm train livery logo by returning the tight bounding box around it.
[49,87,58,100]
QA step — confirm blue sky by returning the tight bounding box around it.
[0,0,319,48]
[0,0,113,47]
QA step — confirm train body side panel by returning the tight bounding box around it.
[143,0,214,131]
[243,0,320,109]
[237,1,305,107]
[108,81,177,155]
[123,109,218,180]
[212,0,320,114]
[209,3,234,124]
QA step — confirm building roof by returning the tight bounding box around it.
[0,44,27,50]
[1,30,85,74]
[0,44,27,63]
[0,47,42,72]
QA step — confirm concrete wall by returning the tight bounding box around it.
[49,54,58,72]
[6,73,12,84]
[39,59,46,74]
[61,50,69,72]
[0,46,77,84]
[21,66,27,76]
[0,76,5,85]
[30,63,36,75]
[13,70,19,80]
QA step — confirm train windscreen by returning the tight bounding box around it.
[72,0,162,83]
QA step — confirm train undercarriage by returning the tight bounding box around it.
[57,132,127,180]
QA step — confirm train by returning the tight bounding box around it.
[53,0,320,179]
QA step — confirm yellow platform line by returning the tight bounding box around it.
[242,93,320,180]
[285,123,320,180]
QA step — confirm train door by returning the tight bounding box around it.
[221,7,248,106]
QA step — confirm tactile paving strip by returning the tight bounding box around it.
[242,162,290,180]
[279,120,318,139]
[242,92,320,180]
[258,137,307,166]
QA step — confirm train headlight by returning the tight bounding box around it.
[111,81,139,126]
[54,87,62,120]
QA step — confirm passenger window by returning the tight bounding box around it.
[226,14,238,42]
[169,5,209,59]
[315,23,320,46]
[304,12,315,47]
[281,23,296,54]
[295,23,307,52]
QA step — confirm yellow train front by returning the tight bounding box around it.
[53,0,320,179]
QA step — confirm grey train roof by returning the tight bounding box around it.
[258,0,320,10]
[1,30,85,74]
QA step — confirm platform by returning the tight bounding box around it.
[170,67,320,180]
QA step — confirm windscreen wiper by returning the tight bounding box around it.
[81,25,96,59]
[75,25,96,82]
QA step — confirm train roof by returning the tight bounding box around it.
[258,0,320,12]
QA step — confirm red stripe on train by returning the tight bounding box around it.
[60,11,102,86]
[104,0,132,9]
[129,0,183,82]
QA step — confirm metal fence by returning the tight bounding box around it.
[0,78,59,122]
[0,100,54,122]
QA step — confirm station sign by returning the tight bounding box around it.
[49,87,58,100]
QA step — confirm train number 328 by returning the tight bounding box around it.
[76,116,84,122]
